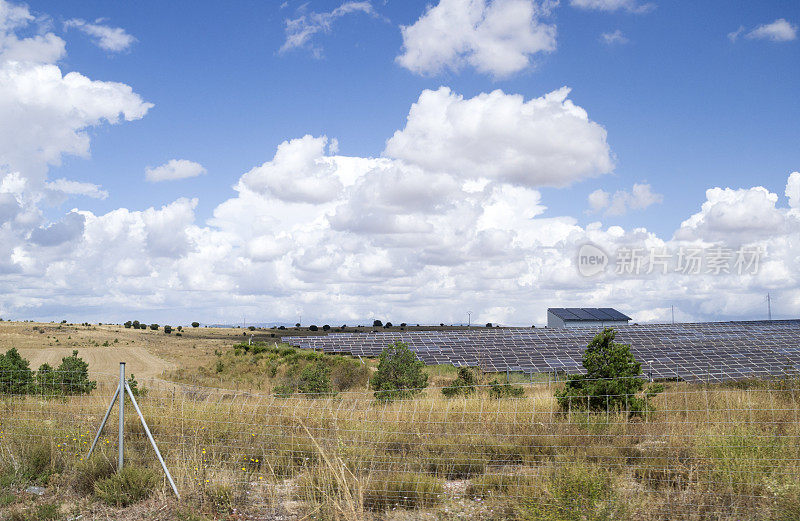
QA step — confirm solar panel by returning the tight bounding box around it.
[598,308,632,321]
[283,320,800,382]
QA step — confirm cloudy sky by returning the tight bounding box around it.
[0,0,798,326]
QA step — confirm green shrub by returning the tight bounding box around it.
[441,367,477,397]
[35,363,58,394]
[205,484,234,514]
[149,324,159,331]
[370,341,428,402]
[488,379,525,399]
[273,384,294,397]
[127,373,147,398]
[555,328,662,416]
[94,466,158,506]
[55,350,96,395]
[521,464,619,521]
[191,322,200,328]
[73,456,116,495]
[297,362,332,395]
[164,325,172,334]
[330,360,370,391]
[123,321,132,328]
[0,348,34,394]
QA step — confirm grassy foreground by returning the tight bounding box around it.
[1,352,800,520]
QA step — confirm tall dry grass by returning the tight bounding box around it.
[1,375,799,519]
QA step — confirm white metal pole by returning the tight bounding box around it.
[87,382,120,459]
[125,382,180,499]
[118,362,125,471]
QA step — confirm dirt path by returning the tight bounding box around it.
[17,346,176,378]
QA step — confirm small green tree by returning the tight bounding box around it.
[297,362,332,396]
[123,321,132,329]
[36,363,59,394]
[132,320,140,329]
[56,350,96,395]
[191,322,200,328]
[0,348,34,394]
[370,341,428,402]
[555,328,662,416]
[373,319,383,327]
[127,373,147,398]
[488,379,525,399]
[163,325,172,334]
[149,324,159,331]
[441,367,477,397]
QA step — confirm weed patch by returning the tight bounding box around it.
[362,472,443,511]
[93,466,158,507]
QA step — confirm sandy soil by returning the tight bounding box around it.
[16,346,175,378]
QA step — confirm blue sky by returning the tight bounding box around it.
[39,0,799,233]
[0,0,799,325]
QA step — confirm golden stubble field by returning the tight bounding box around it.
[0,321,264,378]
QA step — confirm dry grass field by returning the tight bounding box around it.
[1,321,799,520]
[0,321,267,377]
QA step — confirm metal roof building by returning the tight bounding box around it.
[547,308,631,329]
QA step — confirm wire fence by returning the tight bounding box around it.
[1,369,799,519]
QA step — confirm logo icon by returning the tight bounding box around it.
[576,243,608,277]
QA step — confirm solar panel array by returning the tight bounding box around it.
[284,320,800,382]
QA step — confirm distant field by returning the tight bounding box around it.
[0,321,265,377]
[16,346,174,378]
[0,321,501,381]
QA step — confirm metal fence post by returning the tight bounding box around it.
[118,362,125,472]
[87,361,179,499]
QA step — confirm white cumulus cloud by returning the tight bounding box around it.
[385,87,613,188]
[145,159,206,183]
[239,135,345,204]
[675,186,788,243]
[786,172,800,209]
[0,61,152,185]
[396,0,556,77]
[0,0,65,64]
